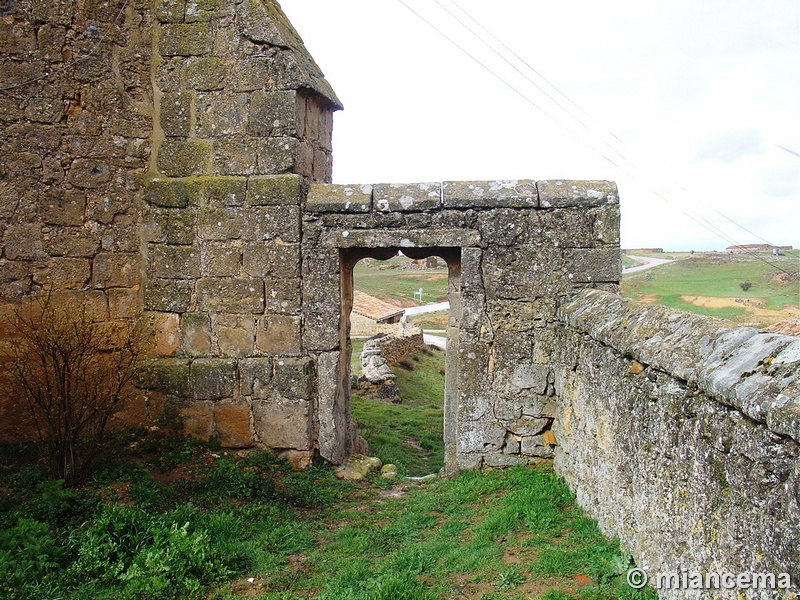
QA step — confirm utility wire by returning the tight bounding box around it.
[400,0,795,273]
[447,0,798,260]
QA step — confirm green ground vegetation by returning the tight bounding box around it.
[622,254,799,323]
[351,341,445,476]
[354,256,448,304]
[0,433,656,600]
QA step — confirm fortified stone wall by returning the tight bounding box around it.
[0,0,341,456]
[554,289,799,599]
[304,180,620,470]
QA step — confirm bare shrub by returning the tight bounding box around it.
[739,280,752,291]
[0,294,144,485]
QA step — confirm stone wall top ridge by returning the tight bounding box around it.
[306,179,618,213]
[561,289,800,443]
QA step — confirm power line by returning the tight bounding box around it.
[398,0,795,273]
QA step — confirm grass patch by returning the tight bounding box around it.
[622,254,799,324]
[0,435,657,600]
[351,346,445,476]
[354,256,448,304]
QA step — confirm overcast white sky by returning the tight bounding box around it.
[280,0,799,251]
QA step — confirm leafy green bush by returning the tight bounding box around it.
[68,504,235,599]
[0,517,65,597]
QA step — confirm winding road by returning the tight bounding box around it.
[623,255,673,273]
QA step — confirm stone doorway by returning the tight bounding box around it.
[340,247,461,474]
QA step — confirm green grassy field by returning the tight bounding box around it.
[351,341,445,476]
[354,256,448,305]
[621,254,799,324]
[0,435,656,600]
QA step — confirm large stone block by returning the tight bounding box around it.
[191,358,237,400]
[443,180,537,208]
[145,178,192,208]
[256,314,301,355]
[181,312,212,356]
[247,90,296,137]
[136,358,190,397]
[46,228,100,258]
[196,277,264,313]
[538,180,618,208]
[273,356,313,400]
[214,398,253,447]
[563,247,621,283]
[143,278,193,312]
[213,314,255,357]
[265,278,301,314]
[158,139,212,177]
[373,182,441,212]
[160,91,191,137]
[152,312,181,356]
[196,92,248,136]
[4,224,46,260]
[186,56,227,90]
[198,205,245,240]
[239,358,272,397]
[306,183,371,213]
[253,398,310,450]
[94,253,140,288]
[243,242,299,278]
[201,243,242,277]
[151,245,201,279]
[197,176,247,206]
[241,206,300,242]
[247,174,303,207]
[159,23,213,56]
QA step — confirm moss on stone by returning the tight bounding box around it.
[246,174,303,206]
[135,358,191,397]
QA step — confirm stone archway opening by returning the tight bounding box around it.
[340,247,461,474]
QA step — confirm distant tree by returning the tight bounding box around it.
[739,280,752,291]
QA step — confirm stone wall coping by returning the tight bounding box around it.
[306,179,617,213]
[560,289,800,443]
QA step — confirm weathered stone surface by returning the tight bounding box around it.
[202,243,241,277]
[239,358,272,398]
[443,180,537,208]
[374,182,441,212]
[159,23,213,56]
[334,455,382,480]
[158,139,212,176]
[93,253,139,287]
[563,247,621,283]
[145,178,192,208]
[253,398,310,450]
[306,183,372,213]
[186,56,227,90]
[152,312,181,356]
[196,92,248,136]
[243,242,299,277]
[247,174,303,206]
[213,314,255,357]
[196,277,264,313]
[273,357,313,399]
[160,91,191,137]
[213,398,253,447]
[191,358,237,400]
[143,278,193,312]
[151,245,201,279]
[136,358,191,397]
[538,180,618,208]
[248,90,296,137]
[256,314,301,355]
[181,313,212,356]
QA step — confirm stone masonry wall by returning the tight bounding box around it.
[554,289,799,599]
[0,0,341,455]
[0,0,154,439]
[304,180,620,471]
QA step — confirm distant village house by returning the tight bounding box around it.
[350,291,406,336]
